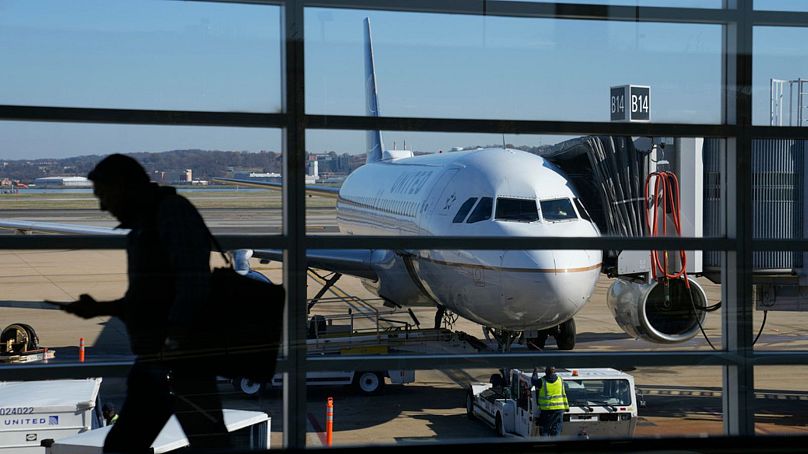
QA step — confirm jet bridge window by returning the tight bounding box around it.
[466,197,493,224]
[495,198,539,222]
[539,198,577,221]
[452,197,478,223]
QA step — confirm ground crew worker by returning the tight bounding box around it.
[102,403,119,426]
[535,366,569,436]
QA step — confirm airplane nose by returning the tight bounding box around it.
[498,250,600,330]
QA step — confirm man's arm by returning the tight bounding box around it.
[58,294,125,319]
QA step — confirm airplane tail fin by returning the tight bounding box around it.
[364,18,384,163]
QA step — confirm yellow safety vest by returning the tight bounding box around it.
[538,377,569,411]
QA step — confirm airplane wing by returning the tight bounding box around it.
[0,220,127,235]
[212,178,340,199]
[252,249,378,281]
[0,219,378,281]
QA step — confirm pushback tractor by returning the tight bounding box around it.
[466,368,639,439]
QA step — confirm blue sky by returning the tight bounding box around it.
[0,0,805,160]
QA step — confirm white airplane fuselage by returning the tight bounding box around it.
[335,147,602,331]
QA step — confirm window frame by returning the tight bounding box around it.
[4,0,808,447]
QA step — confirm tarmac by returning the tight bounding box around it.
[1,207,808,447]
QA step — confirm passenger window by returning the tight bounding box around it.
[452,197,478,223]
[466,197,493,223]
[495,198,539,222]
[540,198,578,221]
[574,198,592,222]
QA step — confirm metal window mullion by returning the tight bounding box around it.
[722,0,755,437]
[752,125,808,140]
[0,105,286,129]
[0,235,746,252]
[304,0,730,24]
[305,352,737,372]
[302,235,734,251]
[282,1,308,449]
[307,114,731,138]
[754,10,808,27]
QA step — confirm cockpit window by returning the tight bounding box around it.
[453,197,478,223]
[495,198,539,222]
[574,198,592,222]
[540,198,577,221]
[466,197,493,223]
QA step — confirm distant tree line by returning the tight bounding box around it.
[0,145,554,183]
[0,149,283,183]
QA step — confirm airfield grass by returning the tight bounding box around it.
[0,189,337,210]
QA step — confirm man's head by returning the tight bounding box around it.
[102,402,117,420]
[545,366,556,376]
[88,154,150,222]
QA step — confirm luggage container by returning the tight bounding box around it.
[0,378,103,453]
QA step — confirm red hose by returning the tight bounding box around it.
[644,171,689,288]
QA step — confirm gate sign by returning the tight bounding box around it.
[610,85,651,122]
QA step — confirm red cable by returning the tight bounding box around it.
[644,171,689,288]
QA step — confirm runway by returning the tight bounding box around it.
[2,207,808,446]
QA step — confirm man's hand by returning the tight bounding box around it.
[59,294,103,319]
[164,325,192,352]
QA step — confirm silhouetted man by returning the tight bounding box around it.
[59,154,230,452]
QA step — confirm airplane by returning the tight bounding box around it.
[0,19,708,351]
[217,18,604,351]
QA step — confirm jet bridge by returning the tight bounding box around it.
[540,135,702,277]
[541,136,709,344]
[543,132,808,321]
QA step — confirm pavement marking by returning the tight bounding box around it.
[639,387,808,401]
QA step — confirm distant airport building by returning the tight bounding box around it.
[184,169,193,182]
[33,176,92,188]
[233,161,318,184]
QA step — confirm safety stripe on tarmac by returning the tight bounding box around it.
[639,388,808,400]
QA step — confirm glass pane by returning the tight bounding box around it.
[452,197,478,223]
[306,9,722,123]
[515,0,720,6]
[755,366,808,434]
[496,198,540,222]
[292,248,723,356]
[0,0,282,112]
[751,247,808,351]
[280,366,725,446]
[755,0,808,12]
[754,27,808,126]
[540,198,577,221]
[467,197,493,223]
[306,130,725,241]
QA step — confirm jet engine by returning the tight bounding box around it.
[607,277,708,344]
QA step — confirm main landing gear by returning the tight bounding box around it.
[526,318,576,351]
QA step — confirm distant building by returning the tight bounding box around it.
[233,168,318,185]
[33,176,92,188]
[184,169,193,183]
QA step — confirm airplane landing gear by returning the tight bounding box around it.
[525,318,576,350]
[434,306,445,330]
[482,327,521,352]
[556,318,576,350]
